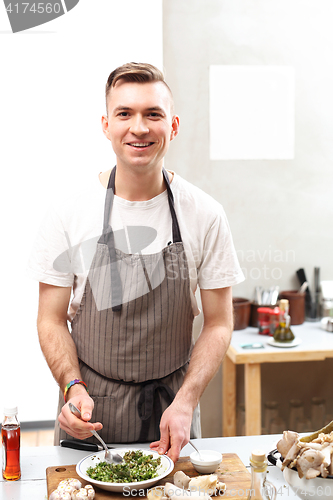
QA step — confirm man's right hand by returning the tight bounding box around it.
[58,393,103,440]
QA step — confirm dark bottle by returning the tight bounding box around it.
[2,407,21,481]
[273,299,295,342]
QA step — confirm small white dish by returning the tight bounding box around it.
[76,448,174,492]
[190,450,222,473]
[267,337,302,348]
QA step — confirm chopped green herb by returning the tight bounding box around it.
[86,450,162,483]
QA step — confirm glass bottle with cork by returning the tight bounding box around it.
[1,406,21,481]
[273,299,295,342]
[247,450,276,500]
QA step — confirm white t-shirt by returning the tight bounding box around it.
[27,171,244,320]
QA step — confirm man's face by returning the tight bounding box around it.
[102,80,179,172]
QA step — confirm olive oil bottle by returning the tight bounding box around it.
[274,299,295,342]
[247,450,276,500]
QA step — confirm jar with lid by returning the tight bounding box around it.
[247,450,276,500]
[1,406,21,481]
[311,397,326,430]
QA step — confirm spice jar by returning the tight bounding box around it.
[257,307,273,335]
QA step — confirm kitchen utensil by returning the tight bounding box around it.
[270,286,280,305]
[299,281,308,294]
[296,268,312,306]
[69,402,123,464]
[188,440,204,460]
[60,439,102,452]
[255,286,263,305]
[296,268,320,320]
[254,286,279,306]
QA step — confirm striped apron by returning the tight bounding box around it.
[54,167,201,444]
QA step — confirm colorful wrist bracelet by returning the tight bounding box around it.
[64,379,89,402]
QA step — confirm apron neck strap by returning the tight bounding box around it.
[103,166,182,243]
[103,166,116,234]
[162,168,182,243]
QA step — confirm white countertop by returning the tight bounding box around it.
[231,321,332,354]
[1,435,289,499]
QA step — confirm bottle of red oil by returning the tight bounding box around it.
[2,407,21,480]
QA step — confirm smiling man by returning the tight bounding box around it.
[28,62,244,463]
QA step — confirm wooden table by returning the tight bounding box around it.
[0,435,291,499]
[222,321,333,436]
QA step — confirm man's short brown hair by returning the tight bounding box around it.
[105,62,174,111]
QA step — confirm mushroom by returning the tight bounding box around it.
[174,471,191,489]
[189,475,226,495]
[296,448,326,479]
[147,486,168,500]
[277,426,333,479]
[281,442,302,470]
[164,482,212,499]
[277,430,299,459]
[173,471,225,495]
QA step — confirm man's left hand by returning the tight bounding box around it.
[149,401,192,463]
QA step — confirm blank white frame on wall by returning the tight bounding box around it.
[209,65,295,160]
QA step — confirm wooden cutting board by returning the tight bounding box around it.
[46,454,251,500]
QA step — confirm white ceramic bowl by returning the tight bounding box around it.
[269,450,333,500]
[190,450,222,474]
[76,448,174,492]
[283,466,333,500]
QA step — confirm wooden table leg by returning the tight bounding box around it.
[244,363,261,435]
[222,355,236,436]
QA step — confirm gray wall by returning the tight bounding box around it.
[163,0,333,437]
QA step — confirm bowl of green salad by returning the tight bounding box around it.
[76,448,174,492]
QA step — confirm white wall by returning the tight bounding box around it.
[0,0,163,422]
[163,0,333,300]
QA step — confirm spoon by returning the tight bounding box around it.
[188,440,204,461]
[68,402,123,464]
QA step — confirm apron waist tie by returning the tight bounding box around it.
[137,380,175,442]
[79,360,184,442]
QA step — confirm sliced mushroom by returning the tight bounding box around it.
[174,471,191,489]
[164,482,212,499]
[296,448,326,479]
[189,474,225,495]
[277,430,299,459]
[281,442,302,470]
[147,486,167,500]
